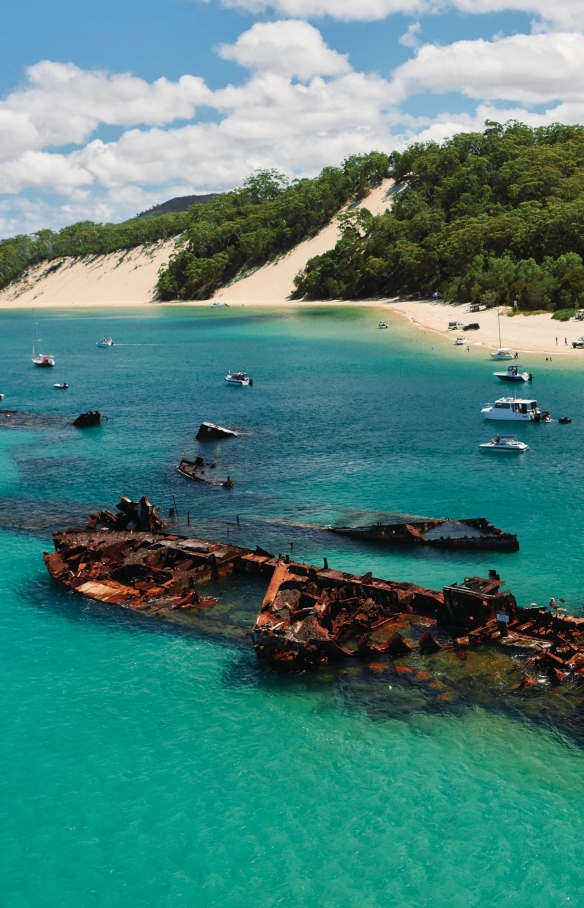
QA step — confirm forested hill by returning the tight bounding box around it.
[293,122,584,314]
[155,154,390,300]
[0,153,390,298]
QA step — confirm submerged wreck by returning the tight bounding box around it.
[43,497,584,693]
[329,517,519,553]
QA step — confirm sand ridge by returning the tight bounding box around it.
[212,179,397,304]
[0,237,183,308]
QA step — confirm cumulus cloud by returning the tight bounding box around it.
[199,0,584,29]
[0,61,211,150]
[399,22,421,47]
[217,19,350,80]
[390,31,584,104]
[4,17,584,233]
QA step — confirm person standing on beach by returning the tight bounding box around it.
[556,337,558,344]
[565,337,568,344]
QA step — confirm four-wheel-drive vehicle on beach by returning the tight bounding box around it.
[572,337,584,348]
[464,323,480,330]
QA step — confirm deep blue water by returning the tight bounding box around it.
[2,306,584,907]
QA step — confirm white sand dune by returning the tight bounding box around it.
[0,237,182,308]
[213,179,397,304]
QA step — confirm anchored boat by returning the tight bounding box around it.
[454,336,466,345]
[31,313,55,367]
[225,370,253,386]
[493,365,532,382]
[480,434,529,452]
[481,397,550,421]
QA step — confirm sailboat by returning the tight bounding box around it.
[489,310,518,360]
[32,312,55,367]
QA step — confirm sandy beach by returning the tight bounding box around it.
[1,173,583,357]
[387,298,584,357]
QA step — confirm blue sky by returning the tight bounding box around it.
[1,0,583,235]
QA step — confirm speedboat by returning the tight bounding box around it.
[454,336,466,345]
[493,365,532,382]
[490,347,518,360]
[32,353,55,367]
[54,382,68,389]
[480,434,529,452]
[481,397,549,421]
[378,322,388,329]
[226,370,253,386]
[211,302,229,308]
[0,394,4,400]
[96,337,113,347]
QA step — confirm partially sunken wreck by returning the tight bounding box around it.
[42,496,584,688]
[329,517,519,552]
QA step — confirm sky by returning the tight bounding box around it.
[1,0,584,236]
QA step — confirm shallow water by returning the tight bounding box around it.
[2,306,584,906]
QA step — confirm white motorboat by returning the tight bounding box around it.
[493,365,532,382]
[481,397,550,421]
[454,336,466,345]
[480,433,529,452]
[226,370,253,386]
[54,382,68,389]
[0,394,4,401]
[378,322,388,329]
[490,348,518,360]
[211,302,229,308]
[31,313,55,367]
[96,337,113,347]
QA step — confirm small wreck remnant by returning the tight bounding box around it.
[73,410,103,428]
[329,516,519,553]
[196,422,237,441]
[86,495,166,533]
[178,457,233,488]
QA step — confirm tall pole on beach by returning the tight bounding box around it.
[498,309,502,348]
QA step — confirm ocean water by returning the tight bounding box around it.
[2,306,584,906]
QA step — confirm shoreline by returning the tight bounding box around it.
[0,293,582,357]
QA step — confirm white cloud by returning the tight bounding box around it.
[400,22,421,47]
[199,0,584,29]
[4,18,584,234]
[390,31,584,104]
[217,20,350,80]
[0,61,211,151]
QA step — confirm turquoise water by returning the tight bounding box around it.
[2,307,584,906]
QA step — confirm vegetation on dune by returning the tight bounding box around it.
[0,211,189,292]
[155,154,391,300]
[292,122,584,312]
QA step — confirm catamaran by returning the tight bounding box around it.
[32,313,55,367]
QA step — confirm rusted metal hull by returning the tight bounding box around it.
[329,517,519,553]
[42,500,584,690]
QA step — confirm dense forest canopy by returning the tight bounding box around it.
[156,155,391,300]
[293,122,584,313]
